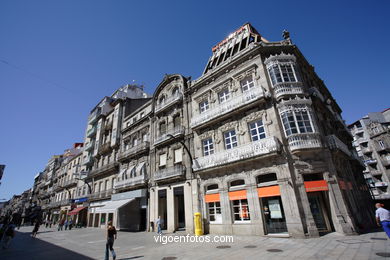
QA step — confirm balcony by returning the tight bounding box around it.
[288,133,322,152]
[361,146,372,154]
[98,142,112,155]
[154,165,185,181]
[381,157,390,166]
[84,141,94,151]
[114,174,147,189]
[369,169,382,176]
[190,87,265,128]
[89,189,113,201]
[364,159,378,165]
[118,141,150,161]
[155,93,183,113]
[89,162,119,178]
[86,126,97,138]
[62,178,78,188]
[83,155,94,166]
[326,135,351,156]
[194,136,281,171]
[88,108,101,124]
[154,127,185,146]
[273,82,305,100]
[53,183,64,192]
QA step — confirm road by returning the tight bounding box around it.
[1,226,389,259]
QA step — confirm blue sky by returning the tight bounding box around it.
[0,0,389,200]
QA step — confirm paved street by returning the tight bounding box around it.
[1,226,389,260]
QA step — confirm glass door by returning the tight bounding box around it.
[307,192,331,233]
[261,196,288,234]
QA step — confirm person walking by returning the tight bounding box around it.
[1,222,15,249]
[58,218,64,231]
[68,219,73,230]
[375,203,390,238]
[105,221,117,260]
[64,219,69,230]
[156,216,162,235]
[31,220,41,238]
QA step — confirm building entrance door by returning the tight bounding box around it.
[307,192,332,233]
[158,189,167,230]
[174,186,185,230]
[260,196,288,234]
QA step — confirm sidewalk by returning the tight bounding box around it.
[1,226,389,259]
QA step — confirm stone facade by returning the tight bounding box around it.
[348,109,390,202]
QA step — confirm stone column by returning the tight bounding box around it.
[246,181,265,236]
[184,182,194,234]
[167,187,175,232]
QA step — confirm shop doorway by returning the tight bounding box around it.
[307,192,333,233]
[260,196,288,234]
[88,213,93,227]
[158,189,167,230]
[93,213,100,227]
[174,186,185,230]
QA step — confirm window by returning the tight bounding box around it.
[249,120,266,141]
[142,133,148,142]
[174,148,182,163]
[159,153,167,167]
[218,89,231,103]
[257,173,278,185]
[105,180,109,191]
[232,199,250,221]
[160,122,166,135]
[199,100,209,113]
[281,109,313,136]
[174,115,181,128]
[240,76,255,92]
[202,138,214,156]
[224,130,238,149]
[208,202,222,222]
[130,167,136,177]
[172,87,179,96]
[378,140,385,149]
[268,63,298,86]
[159,96,165,104]
[132,138,138,147]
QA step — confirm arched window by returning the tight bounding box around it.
[206,184,219,192]
[173,115,181,128]
[172,87,179,96]
[257,173,277,185]
[160,122,167,134]
[159,95,165,104]
[230,179,245,188]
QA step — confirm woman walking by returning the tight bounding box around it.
[105,221,117,260]
[31,220,41,238]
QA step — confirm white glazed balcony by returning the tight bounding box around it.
[86,126,97,137]
[118,141,150,161]
[154,164,185,181]
[288,133,322,152]
[155,93,183,113]
[325,135,351,156]
[194,136,281,171]
[190,87,265,128]
[273,82,304,100]
[84,141,94,151]
[154,127,185,146]
[114,174,147,189]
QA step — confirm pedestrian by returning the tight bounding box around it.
[48,219,52,228]
[2,222,16,249]
[105,221,117,260]
[156,216,162,235]
[64,219,69,230]
[31,220,41,238]
[58,218,64,231]
[69,219,73,230]
[375,203,390,238]
[45,219,49,228]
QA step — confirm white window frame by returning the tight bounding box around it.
[159,153,167,167]
[202,138,214,156]
[267,62,298,86]
[240,76,255,92]
[218,89,231,103]
[231,199,251,222]
[280,108,314,137]
[224,130,238,150]
[207,201,222,223]
[174,148,183,163]
[199,100,209,113]
[248,120,266,141]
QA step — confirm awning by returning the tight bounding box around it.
[257,185,281,198]
[205,193,220,203]
[95,198,135,213]
[67,207,86,216]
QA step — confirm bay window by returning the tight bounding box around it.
[281,107,314,137]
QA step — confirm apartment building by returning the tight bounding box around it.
[348,109,390,203]
[188,23,373,237]
[83,84,150,229]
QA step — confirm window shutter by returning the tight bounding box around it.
[174,148,182,163]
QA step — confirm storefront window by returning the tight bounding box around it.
[232,199,250,221]
[208,202,222,223]
[261,196,287,234]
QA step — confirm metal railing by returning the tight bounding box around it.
[326,135,351,156]
[194,136,281,171]
[154,127,185,145]
[190,86,265,128]
[89,162,118,178]
[118,141,150,161]
[114,174,147,189]
[89,189,113,200]
[154,165,185,181]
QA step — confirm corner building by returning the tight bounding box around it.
[189,24,373,237]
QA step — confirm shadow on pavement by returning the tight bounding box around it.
[117,257,144,260]
[1,231,94,260]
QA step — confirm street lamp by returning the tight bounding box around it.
[75,171,92,194]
